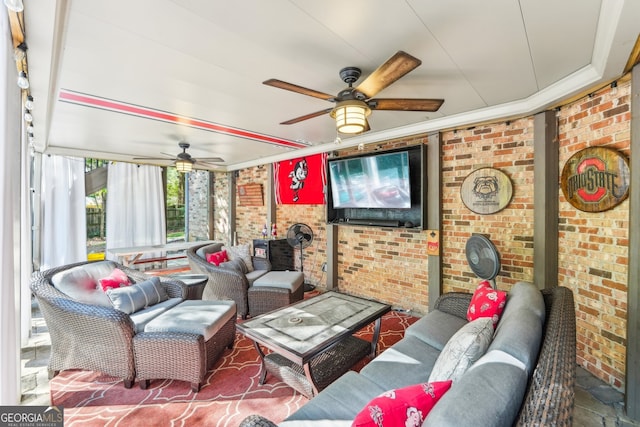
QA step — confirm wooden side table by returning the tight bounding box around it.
[170,273,208,300]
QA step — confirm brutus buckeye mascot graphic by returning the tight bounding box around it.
[289,158,309,202]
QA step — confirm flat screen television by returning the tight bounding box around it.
[328,151,411,209]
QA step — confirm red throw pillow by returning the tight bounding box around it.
[352,381,452,427]
[99,268,131,292]
[466,280,507,328]
[206,250,228,266]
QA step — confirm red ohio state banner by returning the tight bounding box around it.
[274,153,327,205]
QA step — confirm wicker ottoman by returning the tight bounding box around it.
[248,271,304,317]
[133,300,236,392]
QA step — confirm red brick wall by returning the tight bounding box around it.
[441,119,535,294]
[557,80,630,389]
[234,166,269,245]
[327,138,431,312]
[229,80,631,390]
[275,204,326,286]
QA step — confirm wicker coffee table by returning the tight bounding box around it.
[237,291,390,397]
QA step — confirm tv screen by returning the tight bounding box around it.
[329,151,411,209]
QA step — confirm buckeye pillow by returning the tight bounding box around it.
[206,250,228,266]
[352,381,452,427]
[466,280,507,328]
[99,268,131,292]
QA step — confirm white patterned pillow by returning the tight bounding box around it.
[223,244,254,272]
[428,317,494,383]
[106,277,168,314]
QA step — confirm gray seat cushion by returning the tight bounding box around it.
[129,297,183,333]
[144,300,236,341]
[253,271,304,292]
[246,269,269,285]
[359,335,441,390]
[284,371,386,422]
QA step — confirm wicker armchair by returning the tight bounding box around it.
[30,260,186,388]
[186,242,271,319]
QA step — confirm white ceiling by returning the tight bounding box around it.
[23,0,640,171]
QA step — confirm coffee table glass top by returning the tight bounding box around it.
[238,291,390,357]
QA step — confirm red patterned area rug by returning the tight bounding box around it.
[50,310,417,427]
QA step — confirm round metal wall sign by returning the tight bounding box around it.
[561,146,630,212]
[460,167,513,215]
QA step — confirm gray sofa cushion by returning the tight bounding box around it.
[359,335,441,390]
[424,362,528,427]
[404,309,468,351]
[487,281,546,374]
[488,307,543,374]
[284,371,386,422]
[502,281,546,322]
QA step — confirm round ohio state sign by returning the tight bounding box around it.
[561,146,630,212]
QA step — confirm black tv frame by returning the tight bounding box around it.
[326,145,427,229]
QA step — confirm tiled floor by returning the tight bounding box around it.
[20,298,640,425]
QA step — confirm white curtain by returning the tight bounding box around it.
[40,155,87,270]
[0,5,23,405]
[105,162,166,260]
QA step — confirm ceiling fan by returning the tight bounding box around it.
[263,50,444,134]
[133,142,224,172]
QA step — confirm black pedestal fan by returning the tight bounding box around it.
[286,223,315,292]
[465,234,501,288]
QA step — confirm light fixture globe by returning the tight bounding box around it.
[175,158,194,173]
[17,71,29,89]
[330,99,370,134]
[4,0,24,12]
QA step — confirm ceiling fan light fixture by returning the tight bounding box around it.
[175,158,194,173]
[330,100,370,134]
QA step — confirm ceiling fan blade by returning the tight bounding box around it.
[132,157,173,161]
[132,152,176,160]
[195,157,224,163]
[370,98,444,112]
[280,108,333,125]
[263,79,334,101]
[194,161,223,169]
[355,51,422,99]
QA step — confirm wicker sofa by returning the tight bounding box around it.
[187,242,273,318]
[241,283,576,427]
[31,260,189,388]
